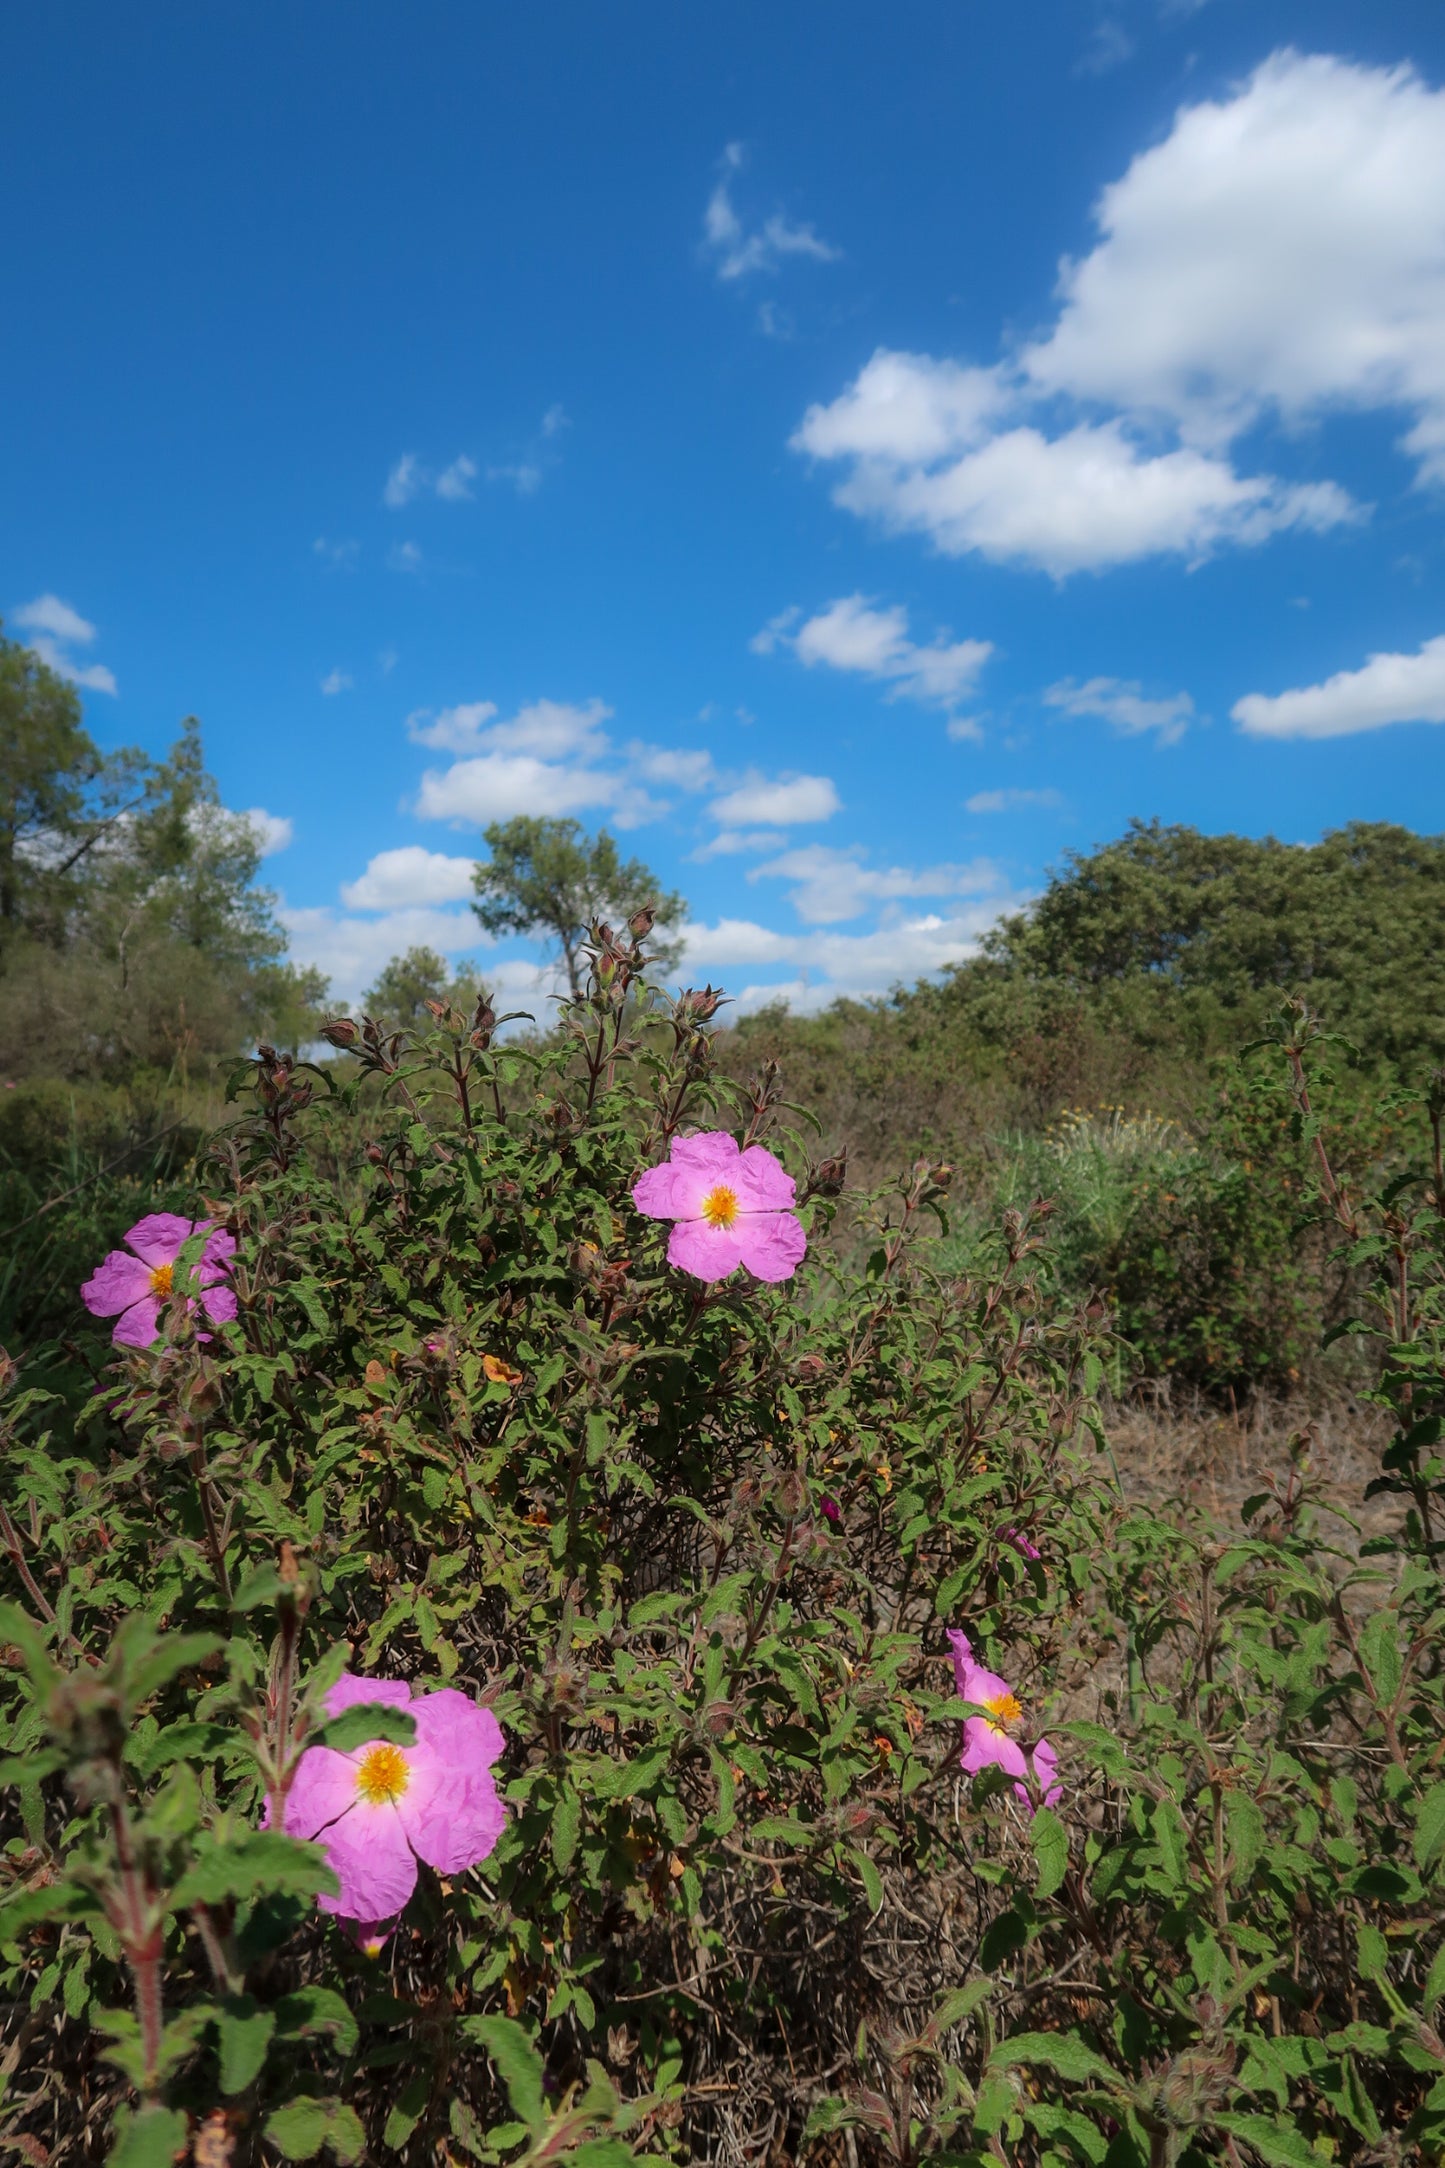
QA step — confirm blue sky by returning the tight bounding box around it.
[5,1,1445,1010]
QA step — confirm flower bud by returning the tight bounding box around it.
[812,1150,848,1196]
[319,1017,360,1049]
[628,902,657,940]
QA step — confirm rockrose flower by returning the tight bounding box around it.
[632,1131,805,1284]
[281,1673,506,1927]
[949,1628,1060,1812]
[80,1213,237,1349]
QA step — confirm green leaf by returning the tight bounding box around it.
[1030,1806,1069,1900]
[462,2015,546,2133]
[107,2105,189,2167]
[311,1702,417,1754]
[1214,2113,1323,2168]
[552,1789,582,1873]
[1358,1611,1402,1705]
[993,2031,1119,2087]
[273,1985,361,2057]
[264,2098,366,2163]
[1413,1781,1445,1872]
[1355,1920,1388,1983]
[218,1995,277,2094]
[853,1849,884,1912]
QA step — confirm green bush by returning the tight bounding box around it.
[1,949,1442,2166]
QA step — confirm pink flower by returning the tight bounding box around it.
[948,1629,1060,1813]
[821,1496,841,1524]
[281,1673,506,1927]
[80,1213,237,1349]
[1005,1527,1041,1562]
[632,1131,806,1284]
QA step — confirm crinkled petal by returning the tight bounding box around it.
[200,1283,238,1326]
[312,1800,418,1922]
[410,1688,504,1771]
[734,1210,806,1283]
[124,1213,201,1267]
[732,1144,797,1212]
[199,1228,236,1275]
[323,1672,414,1720]
[960,1720,1030,1787]
[670,1131,741,1175]
[111,1296,162,1349]
[285,1745,366,1837]
[1030,1736,1062,1809]
[400,1760,507,1875]
[666,1217,750,1283]
[632,1161,690,1220]
[946,1628,975,1687]
[81,1251,153,1319]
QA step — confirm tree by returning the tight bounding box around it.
[362,946,483,1029]
[471,817,685,999]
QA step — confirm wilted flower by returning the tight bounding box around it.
[80,1214,237,1350]
[280,1673,506,1930]
[482,1353,524,1386]
[632,1131,806,1284]
[821,1496,841,1524]
[948,1628,1060,1812]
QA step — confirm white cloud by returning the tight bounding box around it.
[806,397,1355,577]
[1024,51,1445,479]
[1077,17,1134,77]
[748,843,1004,925]
[14,593,118,695]
[680,900,1019,1009]
[384,454,424,508]
[340,846,478,910]
[407,701,500,753]
[966,788,1064,814]
[416,754,657,828]
[1232,633,1445,739]
[436,454,478,501]
[541,404,568,438]
[242,808,295,856]
[488,461,542,496]
[384,453,481,507]
[379,647,399,674]
[789,51,1445,573]
[280,904,485,1006]
[1045,675,1195,744]
[703,142,841,282]
[693,827,787,859]
[709,771,841,827]
[630,744,717,792]
[313,536,359,569]
[756,593,993,709]
[320,668,353,697]
[15,593,96,644]
[388,541,424,574]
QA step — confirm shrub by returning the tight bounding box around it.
[1,952,1442,2168]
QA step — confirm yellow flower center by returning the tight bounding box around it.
[984,1691,1023,1734]
[149,1262,174,1297]
[700,1184,740,1229]
[354,1742,410,1805]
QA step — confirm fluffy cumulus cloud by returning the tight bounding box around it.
[1232,634,1445,739]
[747,843,1004,925]
[242,808,295,856]
[1044,675,1195,744]
[789,50,1445,573]
[14,593,118,695]
[340,847,479,910]
[754,595,992,710]
[410,698,670,828]
[680,897,1021,1012]
[703,142,841,282]
[708,771,841,828]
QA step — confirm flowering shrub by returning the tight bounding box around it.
[1,937,1442,2167]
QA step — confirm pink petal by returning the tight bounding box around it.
[734,1211,806,1283]
[409,1688,504,1771]
[1031,1736,1062,1809]
[947,1628,975,1687]
[313,1801,419,1922]
[81,1251,153,1319]
[400,1763,506,1875]
[733,1144,797,1212]
[666,1217,750,1283]
[200,1284,238,1326]
[124,1213,202,1267]
[632,1161,689,1220]
[323,1673,415,1720]
[199,1229,236,1274]
[285,1745,365,1836]
[670,1131,741,1175]
[960,1721,1030,1787]
[111,1296,162,1349]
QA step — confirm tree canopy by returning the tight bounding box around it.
[470,816,685,998]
